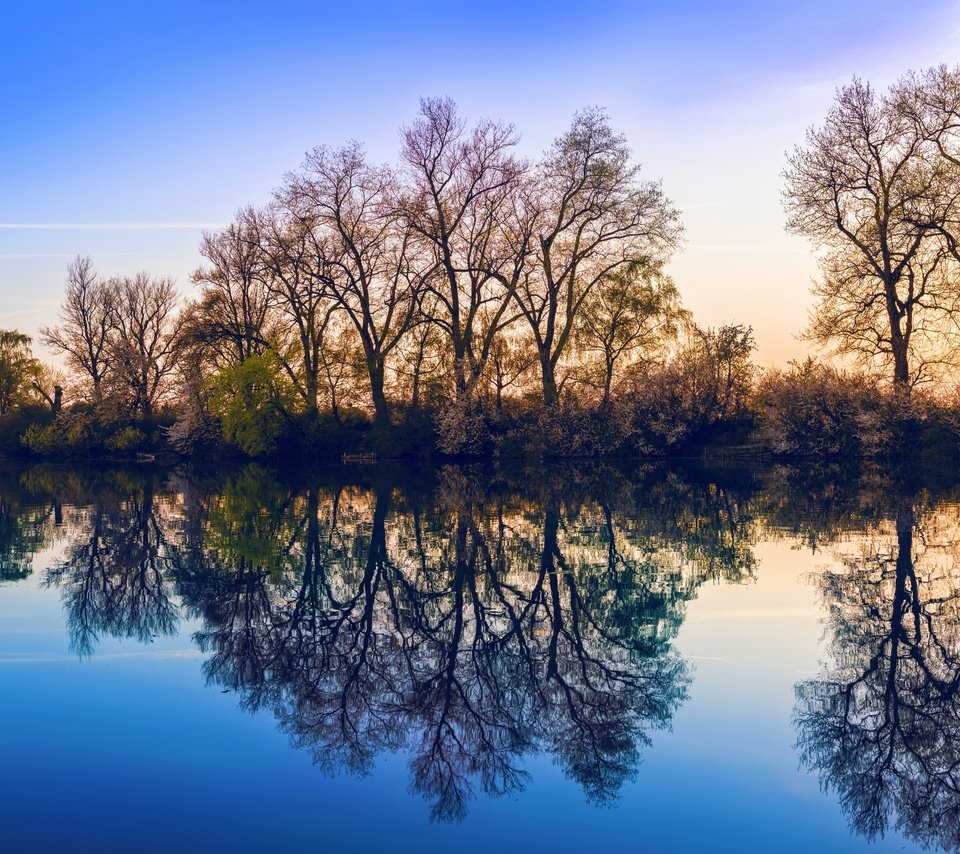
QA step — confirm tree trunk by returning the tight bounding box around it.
[540,350,559,407]
[368,358,391,427]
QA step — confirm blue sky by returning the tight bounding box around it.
[2,0,959,364]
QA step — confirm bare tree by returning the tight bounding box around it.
[516,109,682,406]
[187,215,274,367]
[284,143,423,427]
[398,97,530,404]
[895,65,960,261]
[252,205,332,418]
[41,256,115,404]
[107,273,182,417]
[784,78,960,393]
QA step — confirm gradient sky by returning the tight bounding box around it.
[2,0,959,366]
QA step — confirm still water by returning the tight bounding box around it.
[0,461,958,852]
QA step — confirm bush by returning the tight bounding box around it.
[105,426,148,452]
[755,360,894,457]
[20,422,65,456]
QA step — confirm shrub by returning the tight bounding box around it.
[755,360,894,457]
[105,426,148,452]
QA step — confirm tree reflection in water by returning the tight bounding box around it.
[795,495,960,850]
[24,462,759,820]
[18,461,960,833]
[44,473,181,655]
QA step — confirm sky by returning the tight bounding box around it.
[2,0,959,367]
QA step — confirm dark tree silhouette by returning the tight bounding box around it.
[795,497,960,850]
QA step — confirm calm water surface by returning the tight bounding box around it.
[1,461,958,852]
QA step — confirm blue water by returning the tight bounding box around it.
[0,463,951,852]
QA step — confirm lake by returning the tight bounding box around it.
[1,460,958,852]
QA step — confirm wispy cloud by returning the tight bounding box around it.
[0,222,224,230]
[687,243,806,255]
[0,252,139,259]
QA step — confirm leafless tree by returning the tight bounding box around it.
[187,215,274,367]
[40,255,115,404]
[516,109,682,406]
[398,97,530,404]
[252,205,333,417]
[784,78,960,393]
[107,272,183,417]
[284,143,423,427]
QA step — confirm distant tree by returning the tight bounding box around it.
[40,255,115,404]
[516,108,682,406]
[784,78,960,394]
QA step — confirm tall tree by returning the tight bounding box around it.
[784,78,960,393]
[284,143,422,427]
[398,97,529,404]
[252,206,332,418]
[516,109,682,406]
[40,255,115,403]
[106,273,182,417]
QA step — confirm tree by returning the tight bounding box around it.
[252,206,333,419]
[187,216,274,367]
[41,255,115,404]
[0,330,43,414]
[207,351,295,456]
[796,498,960,849]
[283,143,422,427]
[398,97,530,405]
[784,78,960,394]
[894,65,960,262]
[107,272,182,417]
[485,331,535,414]
[577,263,686,403]
[516,108,682,406]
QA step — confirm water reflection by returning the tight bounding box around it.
[8,461,960,839]
[795,494,960,850]
[0,463,760,820]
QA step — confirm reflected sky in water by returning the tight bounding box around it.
[1,462,958,852]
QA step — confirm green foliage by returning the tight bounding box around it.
[206,351,295,456]
[20,422,64,456]
[0,330,43,415]
[105,426,148,452]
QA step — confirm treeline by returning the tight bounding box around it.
[6,69,960,462]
